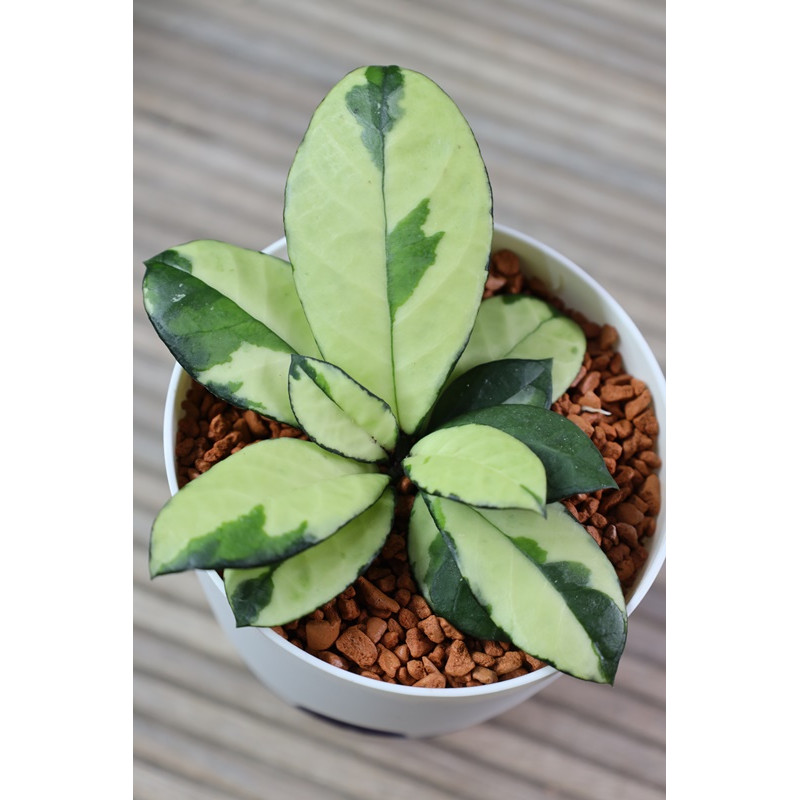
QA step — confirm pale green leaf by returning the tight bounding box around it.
[288,355,399,462]
[143,241,322,423]
[426,496,627,683]
[158,240,321,357]
[149,438,389,576]
[441,404,617,501]
[451,295,585,400]
[225,488,395,626]
[284,65,493,433]
[402,423,546,513]
[408,494,506,640]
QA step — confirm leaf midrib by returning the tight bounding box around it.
[378,80,401,420]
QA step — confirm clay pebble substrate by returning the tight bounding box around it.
[173,249,661,687]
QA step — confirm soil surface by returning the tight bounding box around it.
[173,249,661,688]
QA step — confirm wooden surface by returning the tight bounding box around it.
[133,1,665,797]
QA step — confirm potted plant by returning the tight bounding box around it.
[144,66,666,738]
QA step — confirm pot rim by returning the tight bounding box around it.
[163,222,666,699]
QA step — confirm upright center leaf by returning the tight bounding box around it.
[346,71,445,317]
[285,65,493,434]
[386,199,444,320]
[345,64,404,171]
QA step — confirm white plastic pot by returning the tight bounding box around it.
[162,223,666,738]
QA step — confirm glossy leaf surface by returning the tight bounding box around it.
[408,494,507,640]
[451,295,585,400]
[285,66,493,433]
[403,423,546,513]
[426,358,552,431]
[150,439,389,577]
[425,496,627,683]
[225,488,395,626]
[288,355,399,462]
[143,241,321,423]
[442,404,616,501]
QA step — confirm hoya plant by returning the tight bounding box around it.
[143,66,627,684]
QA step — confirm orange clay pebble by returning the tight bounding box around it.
[365,616,388,644]
[406,659,425,681]
[398,607,418,629]
[414,671,446,689]
[640,473,662,515]
[356,576,400,615]
[439,617,465,640]
[418,615,445,643]
[377,645,401,679]
[524,654,547,670]
[393,643,410,664]
[472,666,498,685]
[316,651,349,670]
[428,644,446,668]
[406,627,434,658]
[500,668,529,682]
[414,657,446,688]
[494,650,525,676]
[334,628,377,670]
[483,641,505,658]
[380,628,401,650]
[444,640,476,677]
[396,666,414,686]
[472,651,495,668]
[305,618,340,651]
[407,594,432,619]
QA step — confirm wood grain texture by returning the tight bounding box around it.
[133,0,665,796]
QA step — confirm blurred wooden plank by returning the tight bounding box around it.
[135,627,660,800]
[134,473,162,519]
[133,760,237,800]
[133,428,166,485]
[624,608,666,665]
[569,0,664,32]
[135,713,352,799]
[611,643,665,705]
[136,0,664,185]
[495,692,665,788]
[635,579,666,625]
[439,720,664,800]
[544,674,665,747]
[134,581,239,665]
[135,671,465,800]
[491,0,665,57]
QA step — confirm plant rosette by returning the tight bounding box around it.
[145,66,666,738]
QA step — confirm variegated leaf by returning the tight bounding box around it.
[425,496,628,684]
[149,438,389,577]
[441,404,617,501]
[426,358,553,431]
[288,355,398,462]
[225,488,395,626]
[407,494,506,640]
[451,295,586,400]
[284,65,493,433]
[143,241,321,423]
[402,423,546,513]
